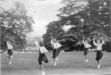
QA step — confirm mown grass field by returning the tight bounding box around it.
[1,51,111,75]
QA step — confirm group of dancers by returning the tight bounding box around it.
[83,37,104,69]
[38,36,105,71]
[36,36,105,75]
[3,36,105,75]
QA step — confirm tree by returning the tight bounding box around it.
[43,21,65,50]
[44,0,111,51]
[0,2,34,51]
[59,0,111,39]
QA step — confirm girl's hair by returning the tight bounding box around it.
[39,41,44,47]
[100,39,102,43]
[84,39,88,42]
[97,39,102,43]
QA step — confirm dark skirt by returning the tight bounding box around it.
[84,48,89,56]
[52,48,61,59]
[96,51,103,61]
[7,49,13,56]
[38,53,49,65]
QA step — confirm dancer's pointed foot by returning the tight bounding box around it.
[85,59,88,63]
[97,64,101,70]
[9,61,12,64]
[10,56,13,58]
[42,71,45,75]
[54,62,57,66]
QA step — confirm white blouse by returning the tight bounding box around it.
[7,41,13,49]
[51,39,61,49]
[93,40,104,50]
[83,42,91,48]
[53,42,61,49]
[39,46,48,53]
[83,40,91,48]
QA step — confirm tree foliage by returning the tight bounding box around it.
[44,0,111,51]
[0,2,34,50]
[59,0,111,38]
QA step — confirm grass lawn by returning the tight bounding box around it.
[1,51,111,75]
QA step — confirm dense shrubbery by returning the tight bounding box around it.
[103,42,111,52]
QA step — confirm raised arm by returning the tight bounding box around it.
[101,38,105,44]
[51,39,54,46]
[51,39,56,47]
[82,37,85,44]
[93,38,97,46]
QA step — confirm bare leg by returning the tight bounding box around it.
[96,51,103,70]
[40,64,45,75]
[97,61,100,70]
[8,56,12,64]
[54,57,59,66]
[85,55,88,63]
[54,58,57,66]
[84,49,88,63]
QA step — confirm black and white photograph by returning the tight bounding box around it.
[0,0,111,75]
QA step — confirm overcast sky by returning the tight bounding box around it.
[0,0,63,37]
